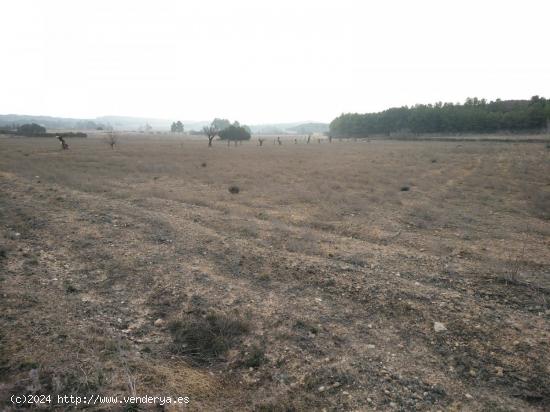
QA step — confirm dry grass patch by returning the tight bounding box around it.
[169,312,250,363]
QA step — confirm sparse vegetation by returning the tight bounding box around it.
[0,136,548,411]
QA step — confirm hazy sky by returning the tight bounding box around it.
[1,0,549,123]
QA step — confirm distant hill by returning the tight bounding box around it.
[0,114,208,132]
[286,122,329,134]
[0,114,329,134]
[0,114,108,130]
[95,116,170,130]
[248,122,328,135]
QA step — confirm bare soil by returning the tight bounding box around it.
[0,136,549,411]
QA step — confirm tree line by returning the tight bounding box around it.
[329,96,550,138]
[0,123,87,137]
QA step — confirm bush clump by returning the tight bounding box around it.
[169,312,249,362]
[17,123,46,136]
[241,345,266,368]
[218,125,251,142]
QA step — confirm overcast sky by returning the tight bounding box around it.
[1,0,549,124]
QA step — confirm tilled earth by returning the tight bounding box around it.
[0,137,549,411]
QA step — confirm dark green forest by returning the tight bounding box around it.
[329,97,550,138]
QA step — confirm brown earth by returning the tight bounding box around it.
[0,136,549,411]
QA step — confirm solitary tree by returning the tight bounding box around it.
[212,118,231,131]
[203,124,219,147]
[106,131,118,149]
[171,121,184,133]
[57,135,69,150]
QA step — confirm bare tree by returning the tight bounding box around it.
[106,131,118,149]
[57,135,69,150]
[203,124,218,147]
[258,138,265,146]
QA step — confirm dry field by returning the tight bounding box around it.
[0,136,549,411]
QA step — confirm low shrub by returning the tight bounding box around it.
[169,312,249,363]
